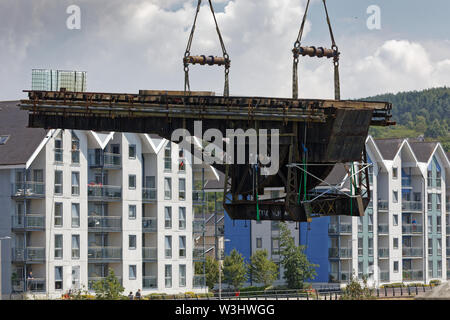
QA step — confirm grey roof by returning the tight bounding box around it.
[318,164,347,187]
[408,140,438,163]
[373,138,404,160]
[0,101,48,166]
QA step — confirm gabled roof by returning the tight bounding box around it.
[373,138,404,160]
[408,140,438,163]
[0,101,48,167]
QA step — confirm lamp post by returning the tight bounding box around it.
[218,239,231,300]
[0,236,12,300]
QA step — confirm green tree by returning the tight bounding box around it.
[279,222,318,289]
[223,249,247,290]
[248,250,278,288]
[204,256,221,290]
[340,274,373,300]
[92,268,124,300]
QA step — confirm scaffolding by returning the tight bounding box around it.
[31,69,87,92]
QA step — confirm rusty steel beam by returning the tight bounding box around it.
[183,55,230,67]
[293,46,339,59]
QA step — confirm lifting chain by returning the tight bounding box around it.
[184,0,230,97]
[292,0,340,100]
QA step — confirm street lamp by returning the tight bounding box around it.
[0,236,12,300]
[218,239,231,300]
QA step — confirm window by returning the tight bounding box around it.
[71,172,80,196]
[72,235,80,259]
[437,216,442,233]
[393,167,398,179]
[271,238,280,255]
[129,265,137,280]
[55,234,63,259]
[358,237,363,256]
[71,203,80,227]
[129,205,136,220]
[129,144,136,159]
[128,174,136,189]
[179,236,186,258]
[164,143,172,171]
[393,214,398,226]
[129,235,137,250]
[437,194,441,211]
[0,135,10,145]
[436,170,442,188]
[179,265,186,287]
[427,170,432,187]
[72,266,80,289]
[165,207,172,229]
[368,237,374,256]
[164,178,172,200]
[428,194,433,211]
[437,238,442,256]
[179,207,186,230]
[256,238,262,249]
[428,215,433,233]
[179,178,186,201]
[55,202,63,227]
[55,133,63,162]
[165,236,172,258]
[393,238,399,249]
[393,261,399,273]
[54,171,63,195]
[165,265,172,288]
[55,266,63,290]
[428,238,433,255]
[71,132,80,164]
[393,191,398,203]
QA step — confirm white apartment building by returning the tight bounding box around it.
[329,136,450,286]
[0,101,219,298]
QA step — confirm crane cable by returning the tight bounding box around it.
[184,0,230,96]
[292,0,340,100]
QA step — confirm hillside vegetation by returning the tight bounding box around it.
[362,87,450,152]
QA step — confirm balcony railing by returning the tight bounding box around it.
[88,185,121,200]
[378,200,389,211]
[142,247,157,261]
[142,217,157,232]
[378,224,389,234]
[328,224,352,234]
[402,201,423,212]
[329,248,352,259]
[143,276,157,289]
[88,151,121,168]
[403,270,423,281]
[402,247,423,257]
[329,272,351,282]
[14,278,46,293]
[12,247,45,263]
[88,216,122,232]
[378,248,389,258]
[402,224,423,234]
[11,182,45,198]
[193,275,206,288]
[88,247,122,261]
[142,188,157,202]
[379,272,390,282]
[12,215,45,230]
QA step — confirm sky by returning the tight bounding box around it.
[0,0,450,101]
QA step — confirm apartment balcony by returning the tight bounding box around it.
[401,177,412,188]
[193,275,206,288]
[11,215,45,231]
[88,246,122,262]
[143,276,157,289]
[402,201,423,212]
[329,272,351,283]
[378,224,389,235]
[378,248,389,258]
[402,224,423,235]
[446,203,450,213]
[142,217,157,232]
[193,219,205,233]
[142,188,157,202]
[329,248,352,259]
[88,216,122,232]
[13,278,46,293]
[88,151,121,169]
[379,271,390,282]
[402,247,423,258]
[378,200,389,211]
[142,247,157,261]
[87,185,122,201]
[88,277,122,290]
[402,270,423,281]
[11,182,45,199]
[328,223,352,235]
[12,247,45,263]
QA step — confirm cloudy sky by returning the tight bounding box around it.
[1,0,450,101]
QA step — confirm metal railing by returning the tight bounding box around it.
[143,276,157,289]
[88,216,122,231]
[88,247,122,261]
[88,185,121,200]
[12,247,45,262]
[378,200,389,211]
[402,270,423,281]
[378,248,389,258]
[142,188,157,201]
[402,247,423,257]
[402,201,422,212]
[11,182,45,198]
[378,224,389,234]
[328,224,352,234]
[88,151,121,168]
[142,247,157,260]
[402,224,423,234]
[142,217,157,232]
[328,248,352,259]
[11,215,45,230]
